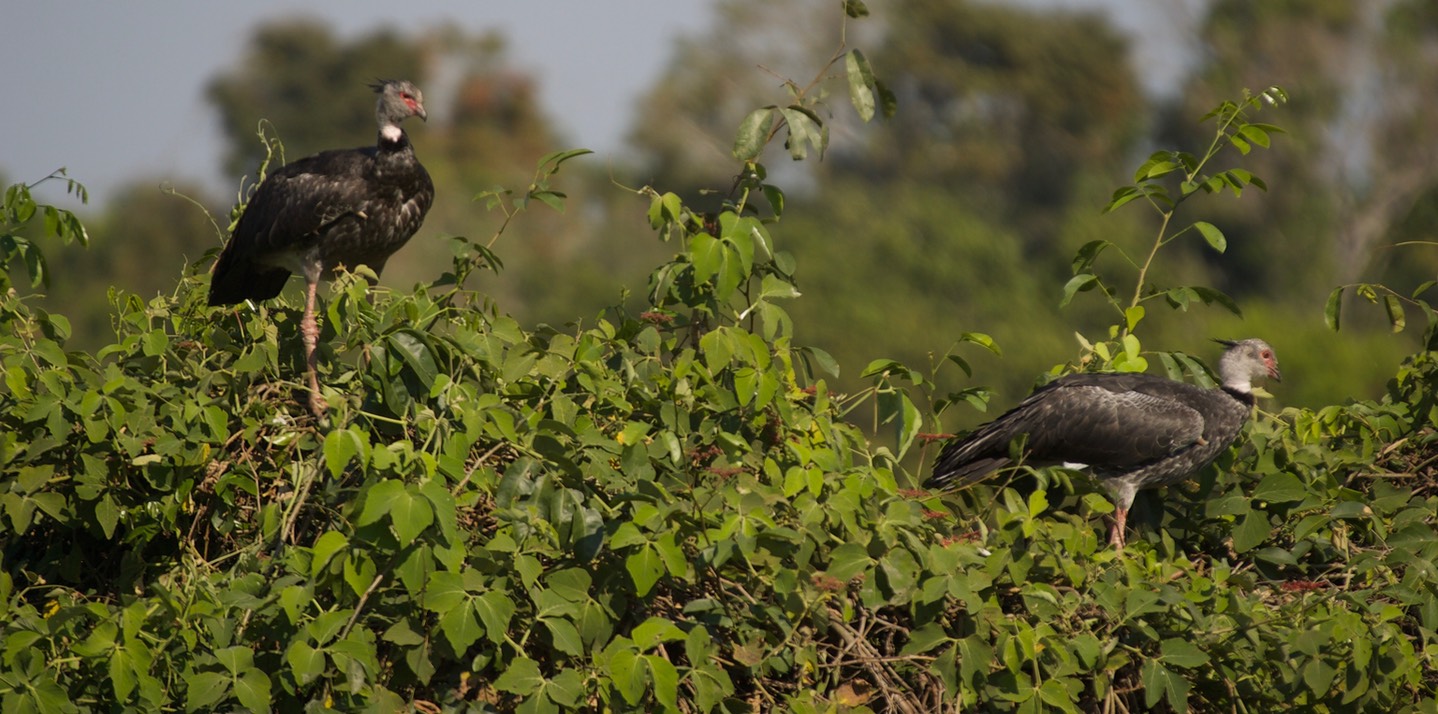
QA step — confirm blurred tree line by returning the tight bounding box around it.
[25,0,1438,422]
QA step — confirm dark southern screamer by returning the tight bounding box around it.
[208,80,434,417]
[924,339,1281,548]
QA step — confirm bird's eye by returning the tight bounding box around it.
[1261,350,1272,359]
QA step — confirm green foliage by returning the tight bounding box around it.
[4,14,1438,714]
[1,171,89,292]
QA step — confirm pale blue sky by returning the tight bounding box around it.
[3,2,715,203]
[2,0,1196,206]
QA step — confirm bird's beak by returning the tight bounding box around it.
[1269,365,1282,382]
[416,105,428,122]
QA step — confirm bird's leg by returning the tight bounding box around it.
[302,278,328,417]
[1109,507,1128,550]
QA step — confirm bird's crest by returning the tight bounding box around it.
[369,79,398,93]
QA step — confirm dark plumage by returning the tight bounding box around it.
[209,79,434,416]
[925,339,1281,548]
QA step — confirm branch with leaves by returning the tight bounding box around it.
[1062,86,1288,374]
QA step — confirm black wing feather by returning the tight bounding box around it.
[208,150,378,305]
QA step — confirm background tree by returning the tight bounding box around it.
[1162,0,1438,296]
[1361,0,1438,293]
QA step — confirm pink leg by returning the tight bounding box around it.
[1109,507,1128,550]
[302,278,328,417]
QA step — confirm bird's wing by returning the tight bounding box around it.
[1020,383,1206,470]
[230,154,376,257]
[208,152,377,305]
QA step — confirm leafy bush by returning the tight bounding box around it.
[3,7,1436,712]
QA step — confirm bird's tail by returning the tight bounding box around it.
[207,249,290,306]
[923,454,1010,491]
[923,417,1027,491]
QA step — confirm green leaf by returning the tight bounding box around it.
[627,544,665,596]
[475,590,516,644]
[1124,305,1145,332]
[73,621,117,658]
[1193,221,1226,253]
[631,617,685,651]
[389,486,434,544]
[1160,638,1210,669]
[1303,658,1338,695]
[216,645,255,673]
[547,669,586,708]
[1251,471,1306,504]
[93,494,119,538]
[537,147,594,172]
[494,656,545,696]
[310,530,348,578]
[646,654,680,709]
[900,623,952,656]
[184,672,229,710]
[1324,286,1343,331]
[439,602,484,654]
[389,329,440,388]
[1141,660,1189,711]
[544,617,585,656]
[661,192,683,223]
[1383,293,1405,332]
[358,479,405,527]
[779,106,824,161]
[733,108,774,161]
[1189,286,1242,316]
[530,190,567,213]
[422,571,468,613]
[323,428,363,479]
[1061,274,1098,307]
[874,78,898,118]
[608,647,646,705]
[1231,512,1271,552]
[308,610,350,645]
[877,389,922,459]
[4,364,30,399]
[758,273,801,301]
[698,329,734,373]
[844,50,876,122]
[109,649,138,702]
[1238,123,1272,148]
[689,232,723,284]
[1098,183,1144,211]
[286,641,326,685]
[655,532,688,580]
[826,543,872,581]
[234,669,272,713]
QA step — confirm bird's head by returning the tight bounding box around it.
[1214,338,1281,392]
[371,79,427,138]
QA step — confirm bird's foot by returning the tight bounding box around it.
[307,386,329,420]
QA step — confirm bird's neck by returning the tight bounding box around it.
[379,123,407,148]
[1220,385,1257,407]
[1222,375,1251,393]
